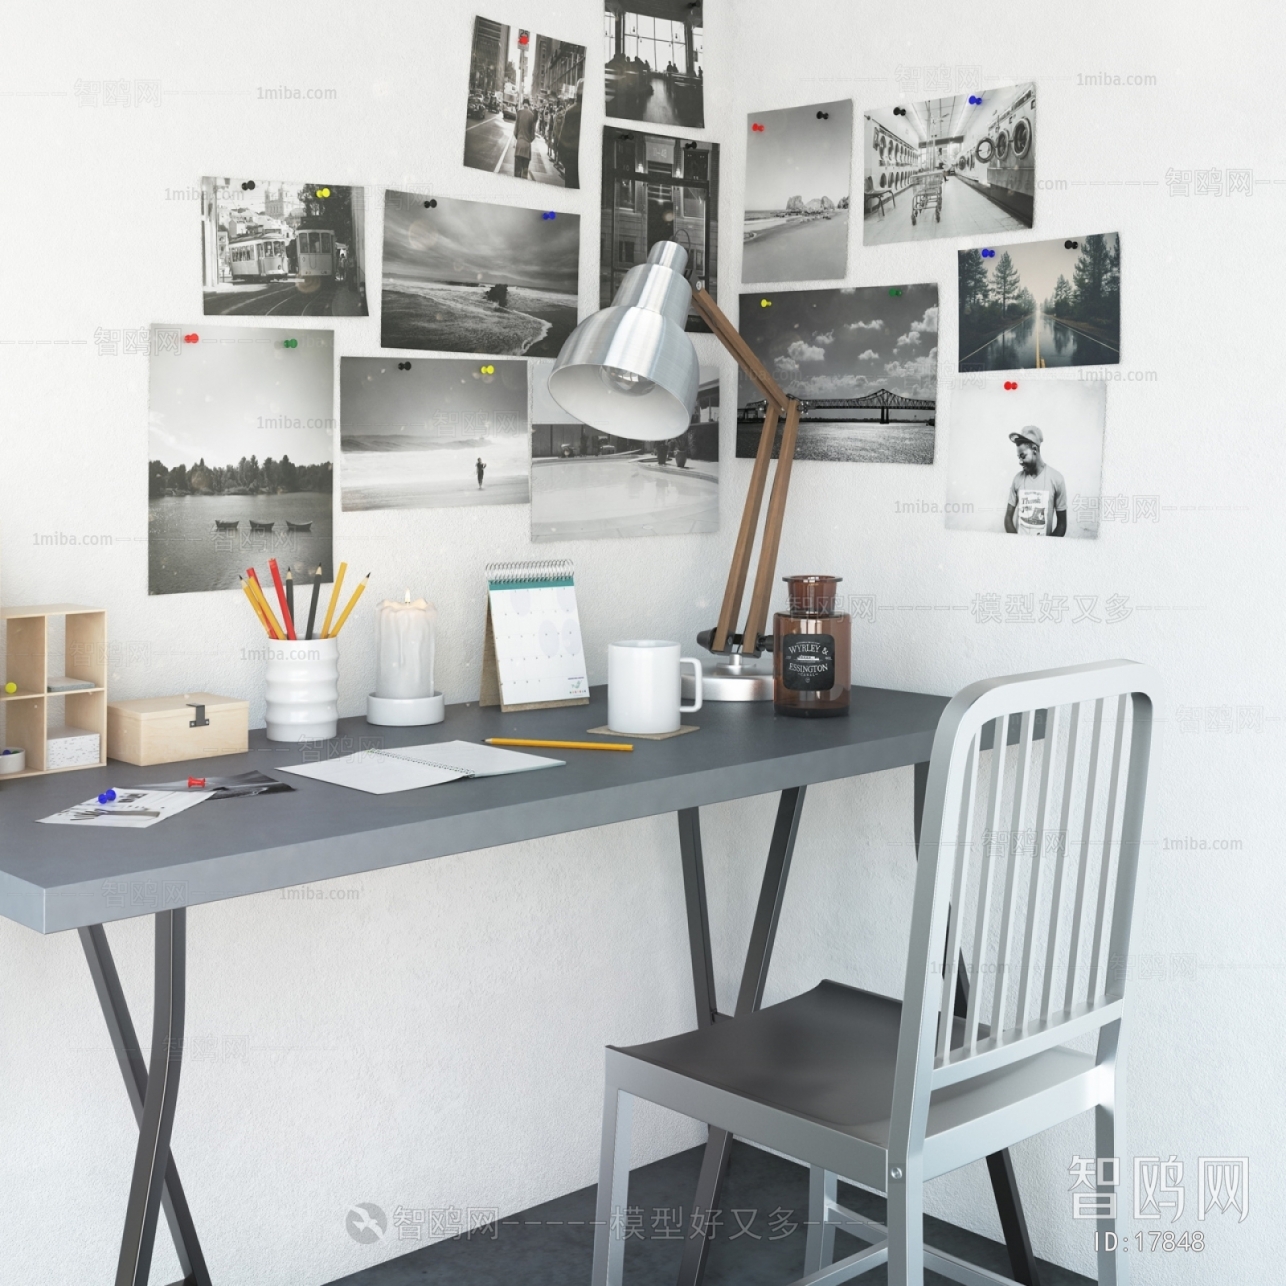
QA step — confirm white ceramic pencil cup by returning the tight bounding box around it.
[265,638,339,742]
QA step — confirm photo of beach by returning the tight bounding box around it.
[381,191,580,357]
[958,233,1120,371]
[742,100,852,284]
[148,327,334,595]
[340,357,528,510]
[736,285,938,464]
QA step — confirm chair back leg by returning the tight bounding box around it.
[1096,1019,1128,1285]
[804,1166,838,1274]
[592,1085,635,1286]
[885,1162,924,1286]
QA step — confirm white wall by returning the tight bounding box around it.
[1,1,1280,1282]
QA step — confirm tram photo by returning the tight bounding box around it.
[225,233,289,282]
[863,82,1036,244]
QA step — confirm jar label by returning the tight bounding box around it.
[781,633,835,691]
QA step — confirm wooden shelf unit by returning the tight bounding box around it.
[1,605,108,780]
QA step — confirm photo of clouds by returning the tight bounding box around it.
[341,357,528,510]
[736,285,938,464]
[743,100,852,284]
[958,233,1120,371]
[381,191,580,357]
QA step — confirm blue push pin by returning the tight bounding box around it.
[968,95,983,105]
[98,788,116,804]
[981,248,995,258]
[542,211,557,220]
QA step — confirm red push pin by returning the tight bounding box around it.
[188,776,206,788]
[751,122,765,132]
[184,333,199,344]
[1004,380,1018,390]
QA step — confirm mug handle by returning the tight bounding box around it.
[679,658,703,713]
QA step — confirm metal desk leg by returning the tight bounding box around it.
[676,787,807,1286]
[79,923,210,1286]
[913,760,1040,1286]
[114,909,192,1286]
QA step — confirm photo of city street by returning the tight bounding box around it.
[743,100,852,284]
[958,233,1120,371]
[604,0,704,130]
[465,17,586,188]
[529,358,719,540]
[200,178,367,316]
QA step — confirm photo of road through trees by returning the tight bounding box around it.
[958,233,1120,371]
[201,178,367,317]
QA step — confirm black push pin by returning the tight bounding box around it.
[423,198,437,208]
[241,180,256,191]
[398,361,411,370]
[1064,239,1079,249]
[816,110,829,120]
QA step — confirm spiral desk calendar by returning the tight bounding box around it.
[479,560,590,712]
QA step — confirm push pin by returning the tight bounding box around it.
[1004,380,1018,390]
[97,789,117,804]
[1064,239,1079,249]
[3,681,16,694]
[981,248,995,258]
[751,122,764,132]
[760,298,772,308]
[282,338,298,348]
[187,777,206,789]
[184,332,199,344]
[893,106,906,116]
[480,364,495,375]
[316,187,331,198]
[816,110,829,120]
[888,288,902,296]
[398,361,411,371]
[423,198,437,209]
[241,180,256,191]
[968,95,983,105]
[542,211,556,220]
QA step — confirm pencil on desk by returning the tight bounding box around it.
[321,561,347,639]
[327,572,369,638]
[485,737,634,752]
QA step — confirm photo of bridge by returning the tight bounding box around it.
[736,284,939,463]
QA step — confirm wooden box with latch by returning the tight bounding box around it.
[106,692,249,766]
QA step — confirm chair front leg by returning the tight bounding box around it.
[884,1161,924,1286]
[1096,1020,1127,1286]
[592,1082,635,1286]
[804,1166,838,1275]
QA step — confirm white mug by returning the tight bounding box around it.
[608,640,702,735]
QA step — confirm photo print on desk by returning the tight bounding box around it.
[604,0,704,129]
[465,16,586,188]
[381,191,580,357]
[945,379,1106,538]
[200,178,367,316]
[340,357,529,510]
[743,100,853,284]
[528,358,718,540]
[600,128,719,332]
[736,285,938,464]
[148,326,334,595]
[863,83,1036,246]
[959,234,1120,372]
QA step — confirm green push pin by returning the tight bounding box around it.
[888,288,902,297]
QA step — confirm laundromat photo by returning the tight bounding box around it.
[863,83,1035,245]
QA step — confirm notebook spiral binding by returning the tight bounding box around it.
[367,748,476,778]
[485,558,574,584]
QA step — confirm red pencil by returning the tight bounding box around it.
[267,558,297,640]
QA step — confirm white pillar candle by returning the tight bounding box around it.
[374,593,437,699]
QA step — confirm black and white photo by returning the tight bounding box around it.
[863,83,1036,246]
[201,178,367,316]
[604,0,704,129]
[465,16,586,188]
[743,100,852,284]
[149,326,334,595]
[945,379,1105,537]
[959,234,1120,372]
[341,357,528,511]
[381,191,580,357]
[736,285,938,464]
[530,358,718,539]
[600,129,718,332]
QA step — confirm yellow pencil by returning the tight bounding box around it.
[240,576,275,637]
[327,573,370,638]
[246,572,285,638]
[485,737,634,752]
[320,560,347,640]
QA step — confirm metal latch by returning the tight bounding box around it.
[187,703,209,728]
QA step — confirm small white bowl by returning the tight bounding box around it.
[0,747,27,775]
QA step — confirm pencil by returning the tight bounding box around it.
[305,566,323,641]
[321,561,347,639]
[484,737,634,752]
[268,558,297,640]
[327,572,369,638]
[286,570,295,625]
[240,575,276,637]
[246,569,285,638]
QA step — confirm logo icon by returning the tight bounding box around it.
[345,1203,388,1244]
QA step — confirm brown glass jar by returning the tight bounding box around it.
[773,575,851,717]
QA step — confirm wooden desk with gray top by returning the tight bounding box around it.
[0,683,1044,1286]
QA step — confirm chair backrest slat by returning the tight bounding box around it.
[887,661,1158,1164]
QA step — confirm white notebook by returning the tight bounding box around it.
[278,740,564,795]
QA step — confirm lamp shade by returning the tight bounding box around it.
[547,240,700,441]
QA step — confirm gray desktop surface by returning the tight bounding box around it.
[0,684,947,935]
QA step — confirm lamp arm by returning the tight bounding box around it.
[689,288,800,658]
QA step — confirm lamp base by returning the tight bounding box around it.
[684,655,774,703]
[366,692,446,726]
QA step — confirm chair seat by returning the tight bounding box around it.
[613,979,1099,1156]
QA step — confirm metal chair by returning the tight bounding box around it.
[591,659,1158,1286]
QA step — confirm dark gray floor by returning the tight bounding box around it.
[328,1141,1092,1286]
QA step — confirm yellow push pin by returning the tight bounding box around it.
[3,681,17,694]
[760,298,772,308]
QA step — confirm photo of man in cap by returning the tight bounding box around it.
[1004,425,1067,535]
